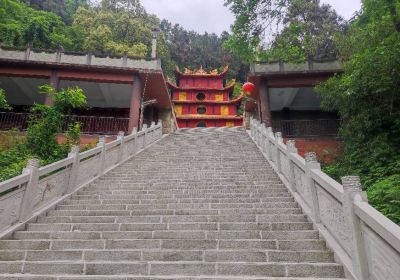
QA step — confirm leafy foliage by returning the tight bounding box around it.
[0,85,87,182]
[262,0,344,62]
[223,0,290,61]
[73,1,158,57]
[160,20,248,81]
[317,0,400,223]
[0,129,25,153]
[224,0,343,62]
[0,88,11,110]
[368,175,400,224]
[26,85,86,159]
[0,0,83,50]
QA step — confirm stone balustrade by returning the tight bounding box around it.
[0,121,163,237]
[250,118,400,280]
[0,46,161,70]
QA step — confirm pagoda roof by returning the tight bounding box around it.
[176,115,243,120]
[167,80,236,92]
[175,65,229,78]
[173,93,244,105]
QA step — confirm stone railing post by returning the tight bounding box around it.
[305,152,321,223]
[19,159,40,221]
[131,127,138,155]
[256,122,261,146]
[158,120,163,138]
[257,122,262,146]
[97,137,106,175]
[65,145,80,195]
[143,124,148,147]
[261,125,268,154]
[254,120,259,144]
[266,127,273,160]
[250,118,255,139]
[150,121,156,143]
[342,176,369,280]
[286,140,298,192]
[275,132,283,173]
[117,131,125,163]
[255,120,259,141]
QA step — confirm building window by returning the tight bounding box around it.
[196,92,206,101]
[197,122,207,127]
[197,106,207,114]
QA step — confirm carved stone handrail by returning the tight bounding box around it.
[0,121,163,238]
[250,118,400,280]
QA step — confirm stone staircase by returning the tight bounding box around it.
[0,127,346,279]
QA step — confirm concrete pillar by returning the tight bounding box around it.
[45,70,59,106]
[128,76,142,133]
[259,81,272,127]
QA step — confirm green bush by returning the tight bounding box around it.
[368,175,400,224]
[0,85,86,182]
[0,144,30,182]
[26,85,86,159]
[317,0,400,224]
[0,88,11,110]
[0,129,25,153]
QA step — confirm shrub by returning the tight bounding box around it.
[26,85,86,159]
[368,175,400,224]
[0,88,11,110]
[0,85,86,182]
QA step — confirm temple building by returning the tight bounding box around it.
[167,66,243,128]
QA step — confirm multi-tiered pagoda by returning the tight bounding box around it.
[167,66,243,128]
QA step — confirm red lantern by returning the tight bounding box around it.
[242,82,255,94]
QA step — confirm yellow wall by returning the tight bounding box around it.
[179,92,187,101]
[174,105,183,115]
[215,93,223,102]
[221,106,229,116]
[226,121,234,127]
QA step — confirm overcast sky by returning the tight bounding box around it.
[141,0,362,35]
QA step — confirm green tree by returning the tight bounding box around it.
[73,3,156,57]
[27,85,86,159]
[160,20,248,81]
[262,0,343,62]
[316,0,400,223]
[0,88,11,110]
[224,0,290,61]
[224,0,343,62]
[21,0,90,24]
[0,0,83,50]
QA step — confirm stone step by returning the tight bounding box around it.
[47,209,304,217]
[0,249,333,263]
[63,197,296,204]
[0,277,347,280]
[70,193,293,200]
[13,230,319,241]
[57,202,300,210]
[0,261,344,277]
[0,239,327,251]
[77,188,288,194]
[28,222,315,232]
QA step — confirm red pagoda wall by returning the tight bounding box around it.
[169,67,243,128]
